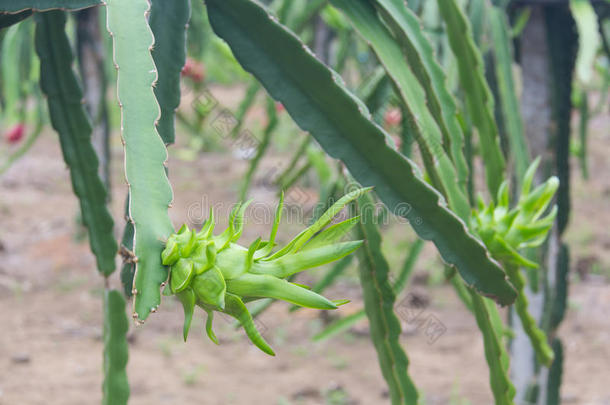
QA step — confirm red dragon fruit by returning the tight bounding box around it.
[5,124,25,144]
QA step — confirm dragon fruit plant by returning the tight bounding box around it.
[160,187,370,355]
[3,0,578,402]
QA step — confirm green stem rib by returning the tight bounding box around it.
[371,0,469,192]
[105,0,175,321]
[438,0,506,197]
[489,6,530,180]
[34,10,116,275]
[356,192,418,405]
[119,197,135,297]
[331,0,470,221]
[546,338,563,405]
[118,0,189,296]
[149,0,190,145]
[204,0,516,305]
[102,290,130,405]
[470,291,515,405]
[505,264,554,366]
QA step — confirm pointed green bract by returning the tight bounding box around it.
[266,186,371,260]
[227,273,337,310]
[223,293,275,356]
[192,266,226,309]
[204,310,219,345]
[251,241,363,278]
[254,192,283,259]
[170,259,194,293]
[215,201,250,249]
[205,0,516,305]
[301,216,361,251]
[177,288,196,341]
[105,0,175,321]
[34,10,117,275]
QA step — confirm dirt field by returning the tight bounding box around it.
[0,90,608,405]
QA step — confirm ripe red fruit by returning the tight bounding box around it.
[5,124,25,144]
[181,58,205,83]
[384,108,402,127]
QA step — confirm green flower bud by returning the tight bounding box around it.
[160,187,371,355]
[472,160,558,272]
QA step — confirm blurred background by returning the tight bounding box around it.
[0,1,609,404]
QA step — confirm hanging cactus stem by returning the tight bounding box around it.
[161,187,371,355]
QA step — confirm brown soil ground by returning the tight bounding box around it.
[0,88,608,405]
